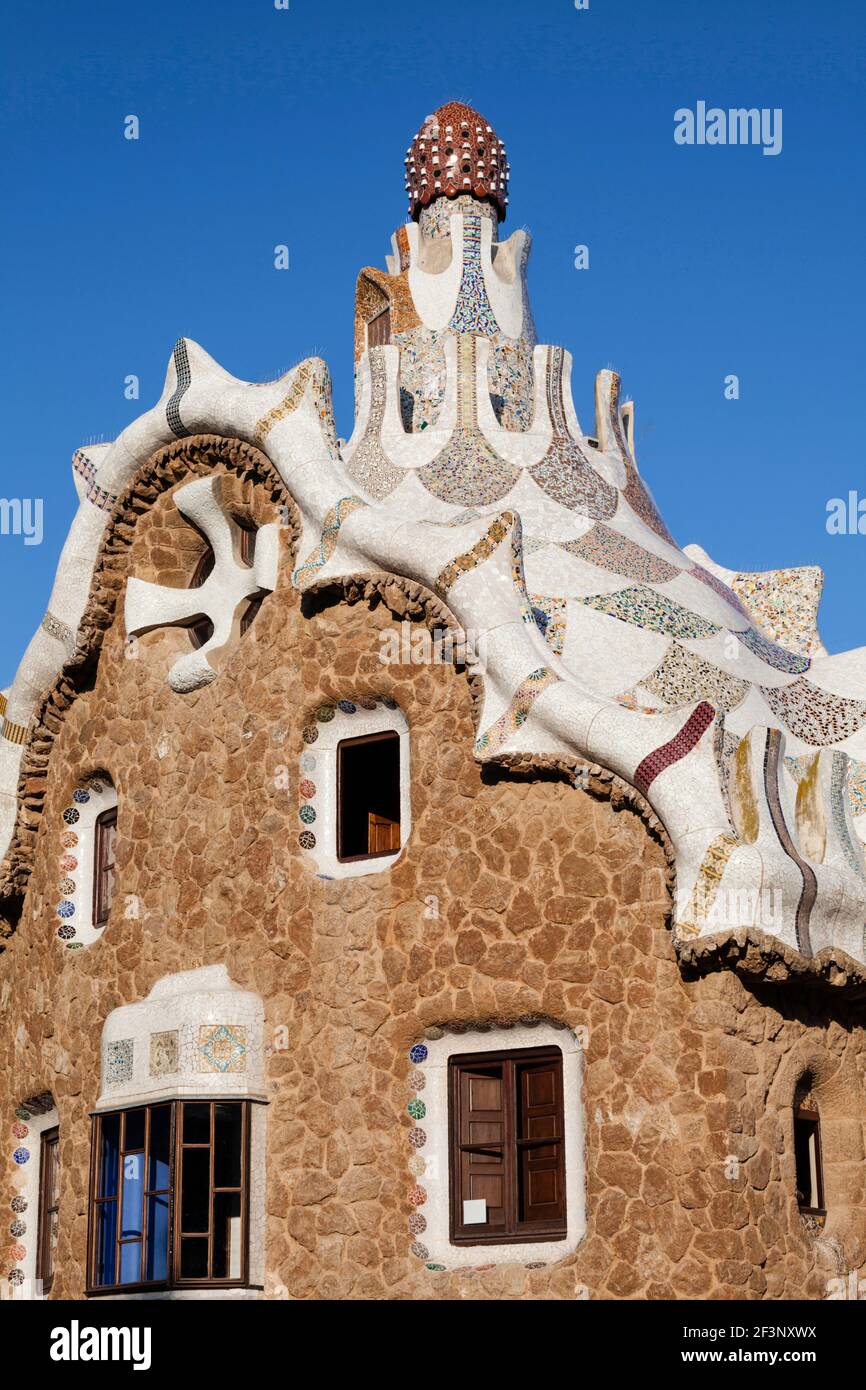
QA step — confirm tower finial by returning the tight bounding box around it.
[404,101,509,223]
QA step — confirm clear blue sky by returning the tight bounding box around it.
[1,0,863,685]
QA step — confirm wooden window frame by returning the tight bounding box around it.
[794,1106,826,1218]
[448,1045,567,1247]
[36,1126,60,1294]
[86,1099,252,1296]
[336,730,402,864]
[93,806,117,928]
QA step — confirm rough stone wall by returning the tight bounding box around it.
[2,449,866,1301]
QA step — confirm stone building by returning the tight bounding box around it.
[2,101,866,1301]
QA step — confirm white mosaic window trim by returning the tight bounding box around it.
[96,965,265,1109]
[6,1099,59,1299]
[55,778,117,951]
[298,698,410,880]
[403,1024,585,1272]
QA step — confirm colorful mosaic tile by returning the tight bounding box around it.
[8,1269,24,1287]
[302,725,319,744]
[638,642,749,713]
[577,586,720,642]
[449,214,499,335]
[562,523,680,586]
[426,1263,447,1272]
[408,1044,428,1063]
[316,705,335,723]
[149,1030,178,1079]
[11,1124,27,1140]
[529,348,618,520]
[435,512,513,595]
[298,831,316,850]
[408,1155,426,1176]
[760,679,866,746]
[732,566,824,658]
[337,700,357,714]
[10,1197,27,1214]
[166,338,192,438]
[57,878,76,895]
[13,1107,30,1122]
[408,1212,427,1235]
[831,752,866,883]
[676,833,740,939]
[848,760,866,818]
[57,924,76,941]
[410,1242,430,1261]
[407,1099,426,1120]
[72,788,90,804]
[56,901,75,919]
[300,753,317,771]
[407,1128,427,1148]
[408,1185,428,1206]
[293,496,366,591]
[299,780,316,800]
[633,702,715,798]
[690,565,752,621]
[735,626,811,674]
[61,831,78,849]
[9,1243,26,1263]
[197,1024,247,1074]
[106,1039,134,1086]
[299,804,316,825]
[346,350,405,501]
[475,667,560,756]
[407,1069,426,1092]
[764,731,816,956]
[530,594,567,655]
[418,335,521,505]
[9,1220,25,1239]
[59,855,78,872]
[12,1149,29,1165]
[609,372,676,544]
[62,807,80,825]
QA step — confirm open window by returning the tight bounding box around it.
[88,1100,250,1293]
[794,1107,825,1218]
[337,731,401,861]
[188,549,216,650]
[93,807,117,928]
[448,1046,566,1246]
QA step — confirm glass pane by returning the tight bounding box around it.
[183,1102,211,1144]
[120,1152,144,1239]
[124,1109,146,1152]
[214,1104,242,1188]
[145,1194,169,1282]
[212,1191,242,1279]
[95,1201,117,1286]
[181,1147,210,1233]
[99,1114,120,1198]
[148,1106,171,1191]
[180,1237,208,1279]
[119,1239,142,1285]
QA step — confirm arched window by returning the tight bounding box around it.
[57,776,118,950]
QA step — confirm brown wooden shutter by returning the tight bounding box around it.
[94,807,117,926]
[450,1047,566,1245]
[37,1126,60,1293]
[454,1060,508,1238]
[367,307,391,348]
[516,1056,566,1227]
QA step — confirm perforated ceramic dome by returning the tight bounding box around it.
[405,101,509,221]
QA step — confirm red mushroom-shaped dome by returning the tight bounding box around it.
[405,102,509,222]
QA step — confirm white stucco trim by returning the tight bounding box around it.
[410,1024,585,1270]
[8,1103,59,1299]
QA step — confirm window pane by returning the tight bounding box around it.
[145,1194,169,1282]
[124,1109,145,1152]
[183,1102,211,1144]
[99,1114,120,1198]
[213,1104,242,1188]
[181,1147,211,1233]
[95,1201,117,1286]
[120,1152,144,1239]
[180,1237,209,1279]
[212,1191,242,1279]
[148,1106,171,1191]
[119,1239,142,1285]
